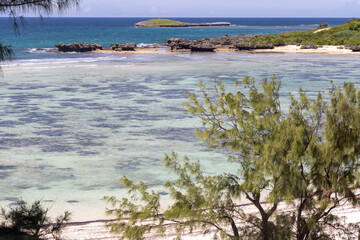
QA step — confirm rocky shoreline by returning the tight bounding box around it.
[51,33,360,54]
[55,43,103,52]
[53,34,274,53]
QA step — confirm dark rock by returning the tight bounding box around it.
[165,34,271,51]
[55,43,103,52]
[337,46,344,49]
[195,34,269,49]
[255,42,275,49]
[93,43,103,49]
[190,44,216,52]
[350,45,360,52]
[236,42,274,50]
[235,43,254,50]
[166,38,191,50]
[300,43,318,49]
[110,43,137,51]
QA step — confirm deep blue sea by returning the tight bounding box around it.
[0,17,350,59]
[2,17,360,221]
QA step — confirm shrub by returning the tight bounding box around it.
[0,226,39,240]
[319,22,328,28]
[333,30,360,39]
[349,21,360,31]
[244,21,360,47]
[347,18,360,23]
[1,201,70,240]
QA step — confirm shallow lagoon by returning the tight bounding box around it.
[1,52,360,220]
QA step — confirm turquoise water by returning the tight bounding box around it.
[2,52,360,220]
[0,17,349,59]
[1,17,360,221]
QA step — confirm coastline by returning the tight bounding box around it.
[93,45,360,55]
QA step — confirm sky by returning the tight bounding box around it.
[54,0,360,17]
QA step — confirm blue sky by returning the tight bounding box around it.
[57,0,360,17]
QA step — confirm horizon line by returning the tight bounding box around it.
[0,16,356,18]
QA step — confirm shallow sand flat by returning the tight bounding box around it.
[54,200,360,240]
[55,221,212,240]
[3,52,360,231]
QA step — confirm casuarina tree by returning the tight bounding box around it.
[105,76,360,240]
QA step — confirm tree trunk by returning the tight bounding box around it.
[261,214,270,240]
[247,193,275,240]
[296,219,309,240]
[296,195,309,240]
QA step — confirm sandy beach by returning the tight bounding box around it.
[95,45,360,55]
[253,45,359,54]
[54,199,360,240]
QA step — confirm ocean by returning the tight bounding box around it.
[0,17,350,59]
[1,17,359,221]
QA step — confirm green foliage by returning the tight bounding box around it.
[318,22,328,29]
[141,18,185,26]
[1,201,71,240]
[105,153,270,240]
[0,0,80,15]
[106,77,360,240]
[248,19,360,46]
[0,44,12,62]
[349,21,360,31]
[347,18,360,23]
[0,226,40,240]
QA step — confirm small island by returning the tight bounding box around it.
[134,18,231,28]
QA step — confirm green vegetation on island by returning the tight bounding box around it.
[134,18,231,28]
[139,18,184,26]
[249,18,360,46]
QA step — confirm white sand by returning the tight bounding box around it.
[313,27,331,33]
[54,200,360,240]
[253,45,358,54]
